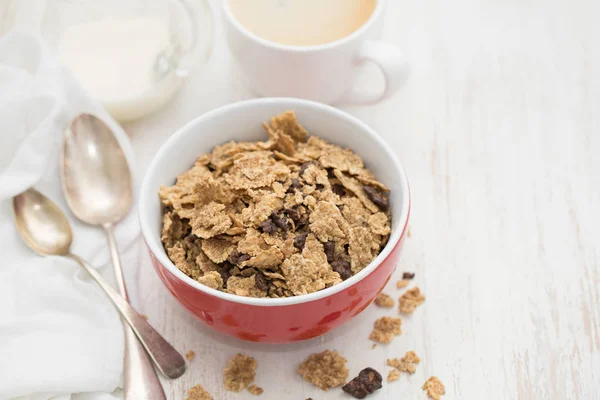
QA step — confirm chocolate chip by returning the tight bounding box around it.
[331,259,352,280]
[402,272,415,280]
[299,160,318,176]
[217,263,233,283]
[341,378,368,398]
[255,272,268,291]
[358,368,383,392]
[260,219,276,234]
[297,214,309,229]
[287,178,302,193]
[331,184,346,196]
[315,183,325,190]
[228,250,251,265]
[342,368,382,399]
[293,232,308,250]
[285,207,300,222]
[287,206,309,229]
[292,178,302,187]
[270,212,289,231]
[362,185,389,211]
[323,241,336,263]
[327,169,336,178]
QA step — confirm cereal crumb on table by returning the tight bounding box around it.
[399,287,425,313]
[297,350,349,390]
[141,314,148,320]
[159,111,392,298]
[387,369,401,382]
[396,279,409,289]
[342,367,382,399]
[371,343,377,349]
[185,350,195,361]
[185,385,213,400]
[369,316,402,343]
[224,353,257,392]
[247,384,264,396]
[374,292,394,308]
[387,350,420,374]
[422,376,446,400]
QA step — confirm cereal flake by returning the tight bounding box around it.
[422,376,446,400]
[281,254,340,295]
[265,123,296,156]
[399,287,425,314]
[368,212,391,236]
[247,384,264,396]
[387,351,420,374]
[340,197,372,228]
[185,384,213,400]
[333,170,379,213]
[242,246,284,269]
[226,276,267,298]
[374,293,394,308]
[269,111,308,142]
[297,350,349,390]
[319,147,364,173]
[396,279,409,289]
[224,353,257,392]
[193,175,237,206]
[197,271,223,290]
[226,151,290,190]
[201,237,235,264]
[387,370,401,382]
[369,316,402,344]
[309,201,348,242]
[188,202,232,239]
[348,227,377,273]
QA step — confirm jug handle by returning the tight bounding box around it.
[163,0,214,77]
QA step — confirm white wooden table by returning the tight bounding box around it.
[4,0,600,398]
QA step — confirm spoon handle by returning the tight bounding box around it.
[68,252,186,380]
[70,253,167,399]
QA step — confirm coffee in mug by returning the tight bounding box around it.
[228,0,377,46]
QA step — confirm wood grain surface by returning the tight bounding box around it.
[3,0,599,398]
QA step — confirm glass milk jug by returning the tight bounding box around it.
[42,0,212,122]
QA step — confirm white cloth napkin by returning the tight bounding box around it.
[0,32,140,399]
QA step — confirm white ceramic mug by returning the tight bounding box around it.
[222,0,409,105]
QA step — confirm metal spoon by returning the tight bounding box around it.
[12,189,172,399]
[60,115,186,393]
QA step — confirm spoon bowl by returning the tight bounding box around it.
[13,189,72,256]
[61,113,133,226]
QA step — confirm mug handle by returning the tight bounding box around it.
[340,40,410,105]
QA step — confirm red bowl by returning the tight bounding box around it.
[139,98,410,343]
